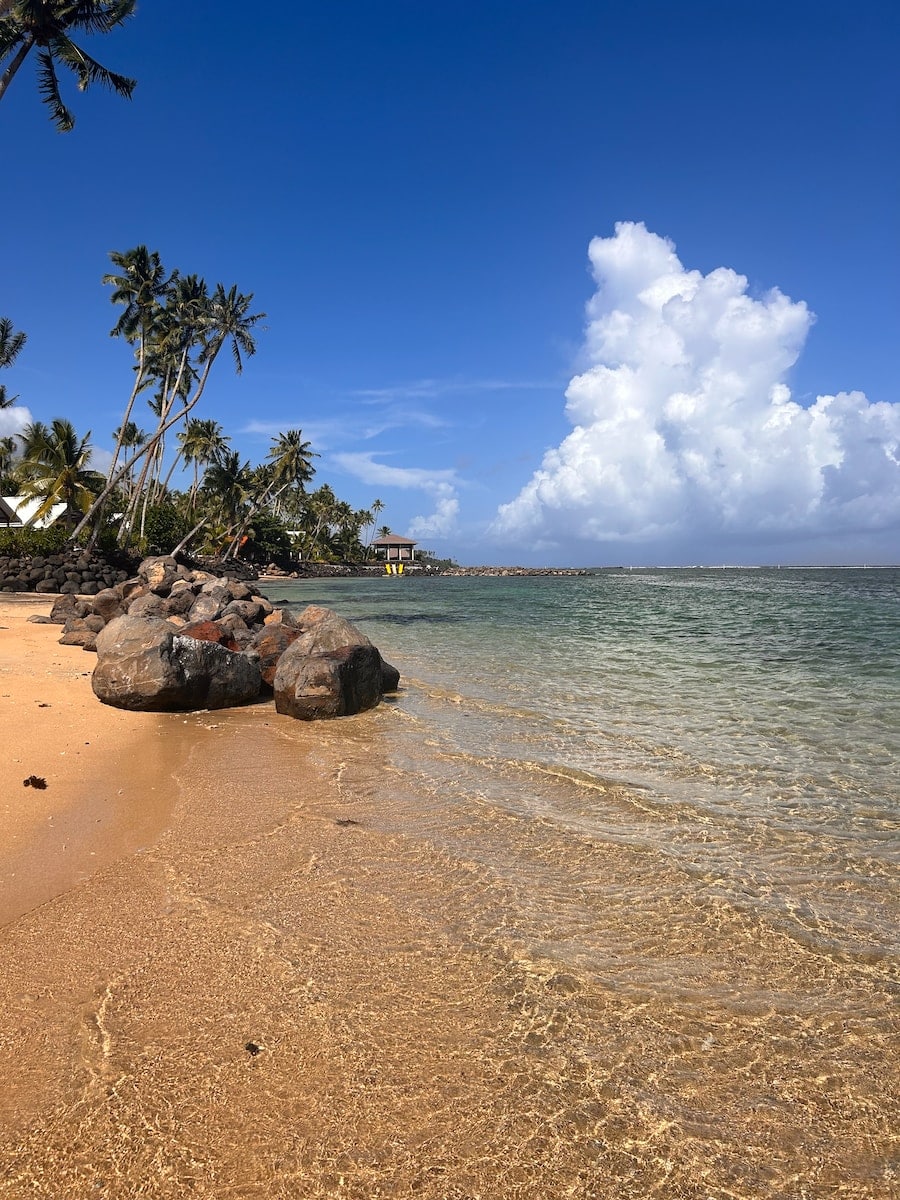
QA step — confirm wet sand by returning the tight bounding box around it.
[0,600,896,1198]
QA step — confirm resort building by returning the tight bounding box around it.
[371,534,417,563]
[1,496,68,528]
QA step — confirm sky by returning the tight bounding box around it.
[1,0,898,566]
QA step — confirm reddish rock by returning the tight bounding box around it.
[248,624,302,688]
[179,619,241,652]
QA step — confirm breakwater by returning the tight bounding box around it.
[441,565,589,576]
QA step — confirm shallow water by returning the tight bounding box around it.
[1,568,896,1197]
[268,568,899,961]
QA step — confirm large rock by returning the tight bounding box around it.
[138,555,180,596]
[248,623,302,689]
[92,615,261,711]
[273,606,400,718]
[274,643,387,720]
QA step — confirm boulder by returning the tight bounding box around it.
[272,605,400,718]
[274,643,386,720]
[222,598,265,625]
[92,586,126,624]
[179,619,241,651]
[160,587,196,618]
[262,607,298,629]
[139,555,180,596]
[248,623,302,689]
[59,626,98,651]
[188,586,230,624]
[128,591,167,619]
[289,605,374,655]
[381,659,401,693]
[49,593,79,624]
[92,615,261,711]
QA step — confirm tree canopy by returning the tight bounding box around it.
[0,0,136,131]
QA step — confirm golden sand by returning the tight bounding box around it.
[0,599,896,1198]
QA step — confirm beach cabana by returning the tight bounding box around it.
[371,534,417,562]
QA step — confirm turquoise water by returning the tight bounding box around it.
[266,568,899,968]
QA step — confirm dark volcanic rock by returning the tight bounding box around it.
[92,615,261,711]
[274,642,386,719]
[272,605,399,718]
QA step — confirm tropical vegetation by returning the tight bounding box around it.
[0,0,136,131]
[1,252,410,567]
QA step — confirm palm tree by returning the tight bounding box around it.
[177,418,229,510]
[363,497,384,556]
[0,317,26,408]
[102,247,170,483]
[222,430,317,559]
[0,433,18,486]
[111,419,145,499]
[70,263,264,547]
[0,0,136,132]
[16,417,96,528]
[200,450,253,553]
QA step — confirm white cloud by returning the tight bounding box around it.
[89,445,114,475]
[332,452,459,492]
[0,405,32,438]
[334,452,461,541]
[408,489,459,539]
[492,222,900,560]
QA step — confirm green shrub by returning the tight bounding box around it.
[0,526,69,556]
[140,502,191,556]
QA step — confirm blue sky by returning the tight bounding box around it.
[2,0,897,565]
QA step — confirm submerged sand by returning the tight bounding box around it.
[0,599,896,1198]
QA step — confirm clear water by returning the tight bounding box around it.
[267,568,900,966]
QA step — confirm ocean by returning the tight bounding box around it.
[267,568,898,963]
[258,565,899,1195]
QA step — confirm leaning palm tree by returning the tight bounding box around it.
[0,0,136,132]
[0,316,26,408]
[70,267,264,547]
[16,417,96,528]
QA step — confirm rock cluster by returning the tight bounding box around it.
[0,548,132,594]
[42,555,399,718]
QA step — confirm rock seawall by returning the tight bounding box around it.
[0,548,135,595]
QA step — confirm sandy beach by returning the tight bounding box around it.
[0,596,896,1199]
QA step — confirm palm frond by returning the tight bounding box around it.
[35,48,74,130]
[52,33,134,97]
[66,0,136,36]
[0,17,25,57]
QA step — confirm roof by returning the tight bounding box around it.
[371,534,417,546]
[2,496,68,529]
[0,496,21,525]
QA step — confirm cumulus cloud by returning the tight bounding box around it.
[492,222,899,560]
